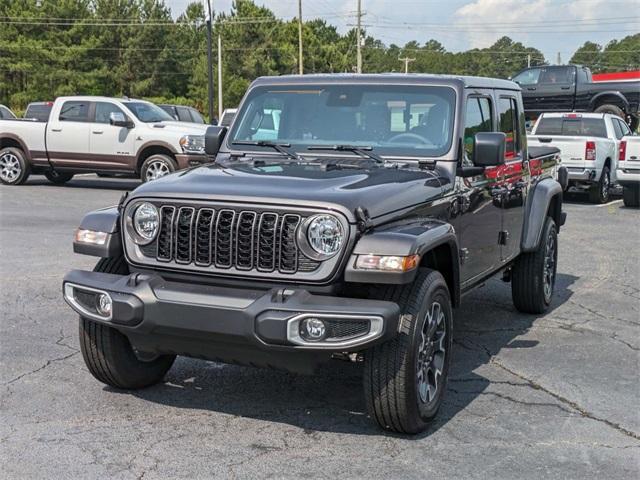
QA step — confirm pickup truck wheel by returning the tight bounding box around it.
[588,166,610,204]
[594,104,625,120]
[364,269,453,434]
[512,216,558,314]
[79,256,176,389]
[140,154,176,182]
[44,170,74,185]
[0,147,30,185]
[622,185,640,207]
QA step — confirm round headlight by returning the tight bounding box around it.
[132,202,159,243]
[306,214,344,257]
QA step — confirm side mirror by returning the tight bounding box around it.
[473,132,506,167]
[204,126,227,156]
[110,112,133,128]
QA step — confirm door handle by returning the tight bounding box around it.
[92,130,104,134]
[51,128,62,132]
[526,87,537,91]
[560,86,571,90]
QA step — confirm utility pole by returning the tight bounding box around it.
[218,34,223,121]
[356,0,362,73]
[557,52,562,65]
[298,0,303,74]
[527,53,531,68]
[399,56,415,73]
[205,0,214,124]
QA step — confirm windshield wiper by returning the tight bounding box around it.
[306,144,384,164]
[232,140,302,162]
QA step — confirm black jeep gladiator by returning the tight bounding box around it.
[63,74,566,434]
[512,65,640,130]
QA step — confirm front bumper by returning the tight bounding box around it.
[62,270,400,373]
[175,153,213,170]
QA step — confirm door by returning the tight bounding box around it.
[89,102,136,171]
[534,66,576,112]
[454,94,503,284]
[496,95,526,262]
[46,100,91,167]
[512,67,542,113]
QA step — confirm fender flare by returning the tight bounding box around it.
[344,221,460,306]
[590,91,630,112]
[74,206,122,257]
[0,133,32,162]
[521,178,562,252]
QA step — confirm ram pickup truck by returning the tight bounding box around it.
[511,65,640,131]
[62,74,566,434]
[528,112,628,203]
[617,135,640,207]
[0,96,212,186]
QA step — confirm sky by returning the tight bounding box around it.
[166,0,639,64]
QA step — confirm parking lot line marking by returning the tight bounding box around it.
[594,199,622,208]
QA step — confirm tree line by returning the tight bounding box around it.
[1,0,638,119]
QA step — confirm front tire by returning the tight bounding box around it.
[364,269,453,434]
[0,147,30,185]
[79,256,176,389]
[622,185,640,207]
[44,170,74,185]
[512,216,558,314]
[588,166,610,204]
[140,154,176,183]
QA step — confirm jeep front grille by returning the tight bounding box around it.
[142,204,321,275]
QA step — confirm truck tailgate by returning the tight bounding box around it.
[528,136,591,168]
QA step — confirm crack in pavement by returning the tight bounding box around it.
[456,337,640,441]
[3,351,79,386]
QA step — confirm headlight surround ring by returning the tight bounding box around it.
[128,202,159,245]
[297,214,345,260]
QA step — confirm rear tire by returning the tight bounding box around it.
[594,104,625,120]
[364,269,453,434]
[79,256,176,389]
[0,147,30,185]
[512,216,558,314]
[140,154,176,183]
[588,166,610,204]
[622,185,640,207]
[44,170,74,185]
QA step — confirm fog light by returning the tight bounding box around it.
[96,293,112,317]
[300,317,327,342]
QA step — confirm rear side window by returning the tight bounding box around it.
[59,101,89,122]
[616,118,632,137]
[539,67,575,85]
[25,103,53,122]
[189,108,205,124]
[536,117,607,138]
[611,119,624,140]
[177,107,192,122]
[463,96,493,165]
[498,97,520,159]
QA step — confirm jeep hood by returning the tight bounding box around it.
[130,162,446,221]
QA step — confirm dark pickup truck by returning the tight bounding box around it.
[512,65,640,130]
[62,74,566,434]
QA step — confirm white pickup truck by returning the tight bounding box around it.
[528,112,630,203]
[617,135,640,207]
[0,96,212,186]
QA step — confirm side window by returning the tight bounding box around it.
[190,109,205,124]
[0,106,10,119]
[59,101,89,122]
[611,118,623,140]
[94,102,126,124]
[498,97,521,159]
[463,96,493,165]
[618,118,631,137]
[512,68,541,86]
[177,107,192,122]
[539,67,574,85]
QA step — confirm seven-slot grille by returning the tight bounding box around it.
[150,205,319,274]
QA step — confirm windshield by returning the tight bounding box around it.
[122,102,174,123]
[227,84,456,158]
[536,117,607,138]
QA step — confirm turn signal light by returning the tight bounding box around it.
[355,254,420,272]
[75,229,107,245]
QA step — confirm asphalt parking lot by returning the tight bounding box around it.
[1,175,638,479]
